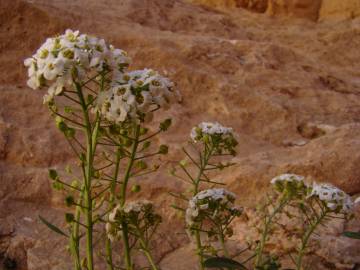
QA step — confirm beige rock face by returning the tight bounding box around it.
[189,0,268,12]
[1,0,360,269]
[319,0,360,21]
[192,0,360,21]
[267,0,322,21]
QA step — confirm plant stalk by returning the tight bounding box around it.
[120,124,141,270]
[105,148,122,270]
[295,208,327,270]
[255,196,289,267]
[193,145,214,270]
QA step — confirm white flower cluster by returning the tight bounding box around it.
[310,183,353,213]
[270,174,305,185]
[98,69,180,123]
[190,122,233,142]
[106,200,155,242]
[123,199,152,213]
[270,173,354,213]
[106,204,121,242]
[24,29,130,103]
[185,188,237,226]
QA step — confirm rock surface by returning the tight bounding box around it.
[191,0,360,21]
[0,0,360,269]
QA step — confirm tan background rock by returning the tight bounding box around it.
[0,0,360,269]
[191,0,360,21]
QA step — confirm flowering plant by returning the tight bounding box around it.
[186,188,242,256]
[106,200,162,269]
[190,122,238,155]
[172,122,240,269]
[253,174,354,270]
[25,30,179,270]
[25,30,356,270]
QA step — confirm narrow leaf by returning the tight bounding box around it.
[204,257,247,269]
[343,231,360,239]
[39,215,68,237]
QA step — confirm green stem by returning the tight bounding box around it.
[106,149,122,270]
[121,223,133,270]
[71,203,82,270]
[75,82,99,270]
[255,196,289,267]
[295,209,327,270]
[219,230,229,257]
[120,125,141,270]
[195,228,204,270]
[193,145,214,270]
[143,249,159,270]
[121,125,140,205]
[137,230,159,270]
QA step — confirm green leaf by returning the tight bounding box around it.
[39,215,68,237]
[343,231,360,239]
[204,257,247,269]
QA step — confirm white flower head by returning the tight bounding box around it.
[190,122,238,155]
[270,174,305,185]
[97,69,180,123]
[185,188,240,227]
[123,200,152,214]
[310,183,353,213]
[190,122,233,142]
[106,200,161,242]
[24,29,131,102]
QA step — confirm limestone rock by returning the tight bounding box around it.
[267,0,322,21]
[0,0,360,269]
[319,0,360,21]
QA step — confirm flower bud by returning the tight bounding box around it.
[49,169,58,180]
[65,128,75,138]
[131,185,141,193]
[160,118,172,131]
[142,141,151,150]
[136,160,148,170]
[65,195,75,207]
[52,181,64,191]
[71,180,79,189]
[158,144,169,155]
[65,213,75,223]
[140,127,149,135]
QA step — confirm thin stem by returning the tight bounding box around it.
[70,193,83,270]
[120,125,141,270]
[295,207,328,270]
[255,196,289,267]
[75,81,99,270]
[105,149,122,270]
[135,225,159,270]
[192,144,214,270]
[219,229,229,257]
[121,223,133,270]
[195,228,204,270]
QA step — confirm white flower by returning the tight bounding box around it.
[310,183,353,213]
[108,205,121,222]
[97,69,180,123]
[24,29,131,101]
[190,122,233,142]
[123,200,152,213]
[270,174,305,185]
[185,188,238,226]
[355,197,360,205]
